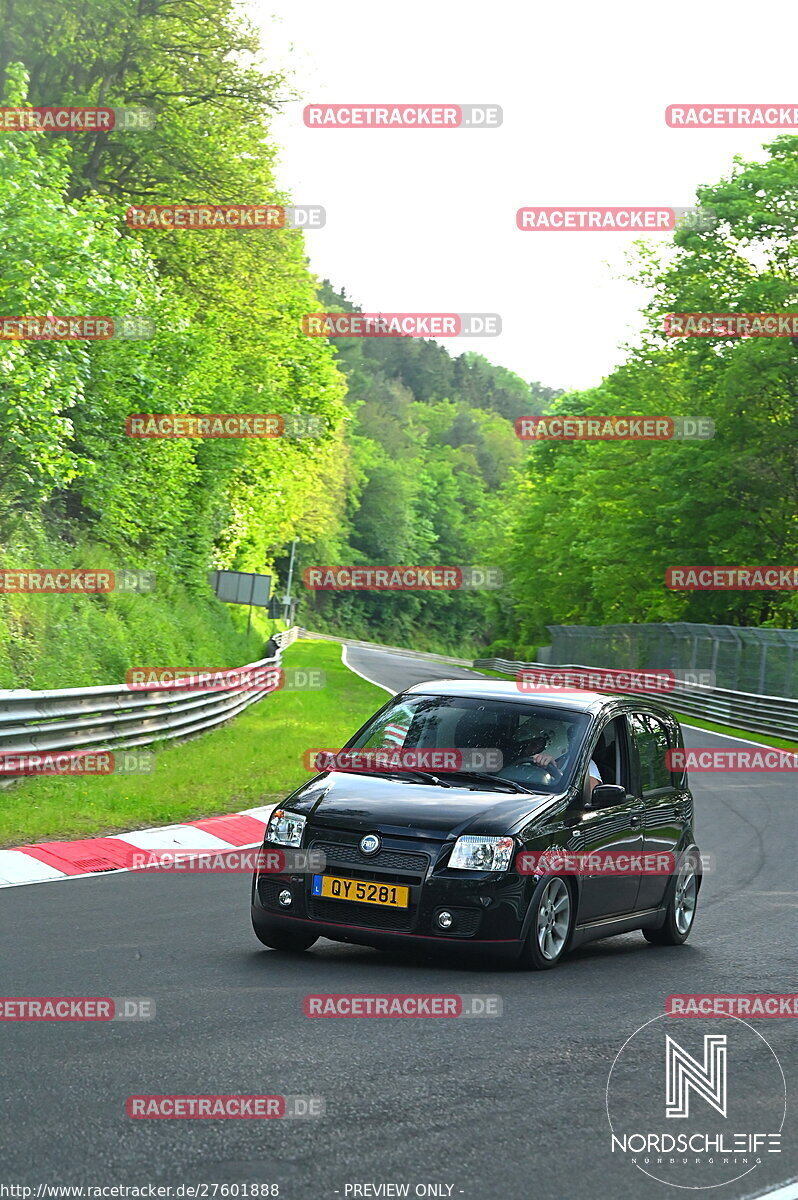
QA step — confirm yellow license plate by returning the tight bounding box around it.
[312,874,409,908]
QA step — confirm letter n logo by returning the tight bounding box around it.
[665,1035,727,1118]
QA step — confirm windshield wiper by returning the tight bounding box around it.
[355,767,453,788]
[443,771,534,794]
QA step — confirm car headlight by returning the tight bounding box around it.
[449,835,515,872]
[266,808,306,848]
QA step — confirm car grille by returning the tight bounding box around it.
[308,837,429,883]
[308,896,414,932]
[257,878,285,909]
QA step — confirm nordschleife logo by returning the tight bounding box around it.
[606,1015,785,1189]
[665,1034,727,1119]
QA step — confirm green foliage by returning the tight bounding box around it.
[500,135,798,645]
[11,0,792,676]
[297,285,551,653]
[0,522,274,689]
[0,2,348,685]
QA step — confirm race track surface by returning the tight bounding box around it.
[1,643,795,1199]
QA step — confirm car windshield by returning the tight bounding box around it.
[345,694,591,792]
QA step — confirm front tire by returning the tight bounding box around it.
[644,855,699,946]
[518,875,574,970]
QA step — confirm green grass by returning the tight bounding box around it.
[0,640,386,848]
[664,709,798,751]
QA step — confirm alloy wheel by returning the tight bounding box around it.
[674,863,697,935]
[536,877,570,960]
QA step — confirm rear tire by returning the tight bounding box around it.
[518,875,574,970]
[644,855,699,946]
[253,924,318,953]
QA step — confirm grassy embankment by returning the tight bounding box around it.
[0,527,279,690]
[0,639,385,847]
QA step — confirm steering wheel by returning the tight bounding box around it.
[507,756,564,783]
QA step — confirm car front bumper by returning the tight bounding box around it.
[250,903,524,961]
[251,831,532,958]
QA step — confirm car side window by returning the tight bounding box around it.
[629,713,672,792]
[587,716,630,791]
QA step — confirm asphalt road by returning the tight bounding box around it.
[1,643,796,1200]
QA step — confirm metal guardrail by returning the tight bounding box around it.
[0,626,300,778]
[275,626,298,651]
[473,658,798,741]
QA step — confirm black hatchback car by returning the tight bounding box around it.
[251,680,701,968]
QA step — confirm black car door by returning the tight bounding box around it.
[626,710,687,910]
[569,715,645,921]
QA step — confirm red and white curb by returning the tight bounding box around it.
[0,804,277,889]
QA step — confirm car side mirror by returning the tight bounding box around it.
[589,783,626,809]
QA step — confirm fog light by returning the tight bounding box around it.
[278,889,292,907]
[437,910,453,929]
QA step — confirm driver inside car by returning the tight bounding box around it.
[532,747,602,794]
[526,721,603,795]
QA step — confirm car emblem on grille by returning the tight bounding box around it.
[360,834,381,855]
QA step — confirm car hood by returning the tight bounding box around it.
[284,770,560,840]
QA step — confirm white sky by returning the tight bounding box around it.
[249,0,794,392]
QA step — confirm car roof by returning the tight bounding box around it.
[402,677,677,721]
[404,677,606,711]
